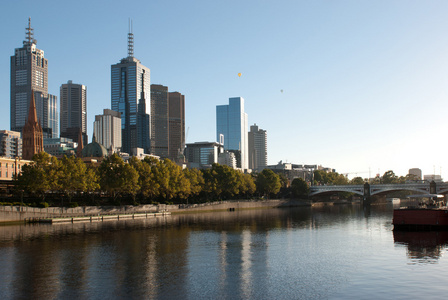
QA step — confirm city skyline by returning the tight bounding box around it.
[1,1,448,178]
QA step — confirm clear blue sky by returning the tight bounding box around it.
[1,0,448,179]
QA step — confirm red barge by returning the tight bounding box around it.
[393,194,448,230]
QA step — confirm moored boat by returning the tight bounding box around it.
[387,198,400,204]
[393,194,448,230]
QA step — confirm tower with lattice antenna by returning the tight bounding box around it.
[127,19,134,58]
[23,17,37,46]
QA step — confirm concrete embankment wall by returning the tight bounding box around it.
[0,199,310,222]
[174,199,309,212]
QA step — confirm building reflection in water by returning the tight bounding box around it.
[240,229,252,298]
[393,231,448,264]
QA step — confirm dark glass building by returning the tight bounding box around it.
[111,28,150,154]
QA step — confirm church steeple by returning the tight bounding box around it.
[76,128,84,157]
[27,89,38,124]
[22,91,44,160]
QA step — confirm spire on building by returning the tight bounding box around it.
[76,128,84,157]
[22,91,43,160]
[127,19,134,58]
[24,17,36,46]
[27,90,39,126]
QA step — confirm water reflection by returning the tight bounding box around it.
[3,205,447,299]
[393,231,448,264]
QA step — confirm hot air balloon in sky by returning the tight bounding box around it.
[238,73,242,77]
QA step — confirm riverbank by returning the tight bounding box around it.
[0,199,311,223]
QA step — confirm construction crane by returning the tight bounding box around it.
[341,171,369,178]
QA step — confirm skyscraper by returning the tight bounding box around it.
[150,85,185,161]
[168,91,185,161]
[10,18,58,138]
[150,85,169,158]
[60,80,87,146]
[248,124,267,171]
[93,109,122,154]
[111,24,150,154]
[216,97,248,170]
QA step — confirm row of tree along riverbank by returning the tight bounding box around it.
[6,152,309,207]
[0,199,311,223]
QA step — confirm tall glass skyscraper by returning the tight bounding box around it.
[216,97,248,170]
[10,18,58,138]
[111,27,150,154]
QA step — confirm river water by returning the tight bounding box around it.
[1,203,447,299]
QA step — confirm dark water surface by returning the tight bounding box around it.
[1,204,448,299]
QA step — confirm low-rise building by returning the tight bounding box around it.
[0,157,31,180]
[218,151,237,169]
[43,137,77,158]
[185,142,224,169]
[0,130,22,158]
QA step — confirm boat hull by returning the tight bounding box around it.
[393,209,448,230]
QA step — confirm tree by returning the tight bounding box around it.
[241,173,256,198]
[291,178,309,198]
[184,168,205,202]
[130,156,158,202]
[98,154,139,203]
[16,152,61,201]
[59,155,92,203]
[256,169,281,198]
[350,177,365,185]
[211,164,241,199]
[382,170,398,184]
[333,174,349,185]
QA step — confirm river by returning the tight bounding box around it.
[0,203,447,299]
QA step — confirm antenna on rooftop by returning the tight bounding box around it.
[127,18,134,57]
[24,17,36,46]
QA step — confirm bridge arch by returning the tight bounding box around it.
[310,182,448,198]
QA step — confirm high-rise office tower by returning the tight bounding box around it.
[10,18,58,138]
[216,97,248,170]
[150,85,169,158]
[168,92,185,161]
[111,23,150,154]
[150,85,185,161]
[248,124,267,171]
[93,109,122,153]
[60,80,87,146]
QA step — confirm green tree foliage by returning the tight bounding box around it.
[129,156,157,201]
[184,168,205,200]
[15,152,261,205]
[240,173,256,198]
[382,170,398,184]
[349,177,365,185]
[16,152,61,200]
[291,178,309,198]
[256,169,281,198]
[59,155,98,202]
[98,154,139,203]
[151,159,191,202]
[210,164,241,199]
[332,174,349,185]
